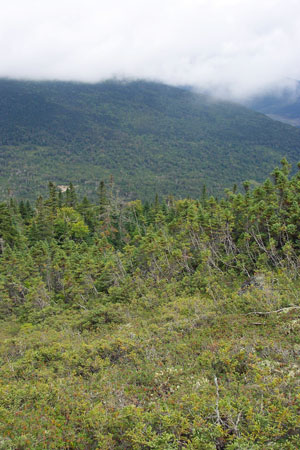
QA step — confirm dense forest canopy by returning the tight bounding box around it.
[1,79,300,201]
[0,161,300,449]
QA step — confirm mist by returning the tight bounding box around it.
[1,0,300,100]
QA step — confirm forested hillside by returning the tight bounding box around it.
[0,160,300,449]
[1,79,300,200]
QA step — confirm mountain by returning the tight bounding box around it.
[1,78,300,200]
[247,82,300,127]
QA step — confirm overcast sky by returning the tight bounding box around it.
[1,0,300,99]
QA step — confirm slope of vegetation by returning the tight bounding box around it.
[1,79,300,200]
[0,160,300,449]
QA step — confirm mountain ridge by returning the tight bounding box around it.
[1,78,300,200]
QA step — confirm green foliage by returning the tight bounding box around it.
[0,164,300,448]
[1,79,300,201]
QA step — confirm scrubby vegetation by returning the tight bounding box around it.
[0,160,300,449]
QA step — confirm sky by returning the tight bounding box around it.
[1,0,300,100]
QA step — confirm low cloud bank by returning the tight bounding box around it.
[1,0,300,100]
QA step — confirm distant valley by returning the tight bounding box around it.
[247,81,300,127]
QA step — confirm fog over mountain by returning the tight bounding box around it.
[245,80,300,126]
[1,0,300,100]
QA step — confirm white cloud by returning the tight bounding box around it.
[0,0,300,99]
